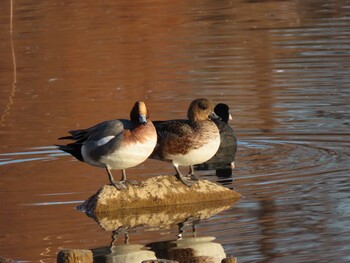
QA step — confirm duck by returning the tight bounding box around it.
[57,101,157,190]
[195,103,237,175]
[151,98,221,187]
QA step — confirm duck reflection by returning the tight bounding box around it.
[93,230,156,263]
[88,200,237,263]
[148,221,226,263]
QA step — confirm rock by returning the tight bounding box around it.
[78,175,241,214]
[57,249,93,263]
[222,257,237,263]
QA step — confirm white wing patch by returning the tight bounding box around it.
[97,135,115,146]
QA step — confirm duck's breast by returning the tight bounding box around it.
[163,121,220,166]
[168,135,220,166]
[100,122,157,169]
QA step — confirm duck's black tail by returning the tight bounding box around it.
[56,143,84,162]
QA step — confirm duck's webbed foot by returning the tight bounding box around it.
[106,167,128,190]
[120,169,140,187]
[186,173,199,181]
[174,164,197,187]
[187,165,199,181]
[123,180,140,187]
[177,174,196,187]
[111,181,128,190]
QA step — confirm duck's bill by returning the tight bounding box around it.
[139,114,147,124]
[209,112,221,120]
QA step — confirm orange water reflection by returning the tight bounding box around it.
[1,0,350,262]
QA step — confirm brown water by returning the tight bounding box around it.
[1,0,350,262]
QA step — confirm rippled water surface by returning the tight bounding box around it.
[1,0,350,262]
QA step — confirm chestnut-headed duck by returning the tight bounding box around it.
[57,101,157,190]
[151,98,221,187]
[195,103,237,174]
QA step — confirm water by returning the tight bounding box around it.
[1,0,350,262]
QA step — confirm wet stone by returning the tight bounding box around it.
[56,249,93,263]
[77,175,241,214]
[222,257,237,263]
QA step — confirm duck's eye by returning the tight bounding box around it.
[198,101,208,110]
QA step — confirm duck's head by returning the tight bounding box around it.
[214,103,232,123]
[130,101,149,125]
[187,98,219,121]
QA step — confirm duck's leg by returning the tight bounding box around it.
[105,167,127,190]
[187,165,199,181]
[111,227,129,246]
[121,169,126,181]
[173,163,195,187]
[121,169,139,187]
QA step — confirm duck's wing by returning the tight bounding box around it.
[59,120,125,143]
[84,120,129,160]
[57,120,125,162]
[86,120,125,143]
[154,119,192,141]
[150,120,192,160]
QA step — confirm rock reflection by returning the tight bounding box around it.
[89,200,235,232]
[87,201,237,262]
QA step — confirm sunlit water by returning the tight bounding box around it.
[0,0,350,262]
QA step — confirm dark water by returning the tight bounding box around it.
[1,0,350,262]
